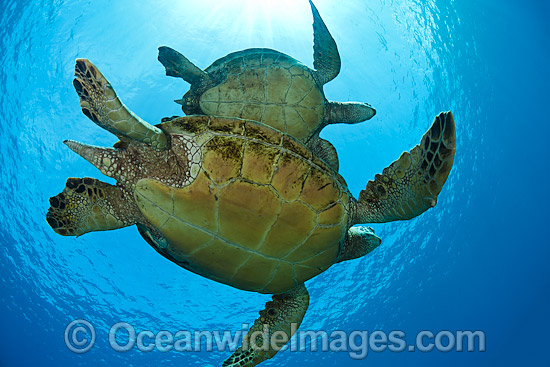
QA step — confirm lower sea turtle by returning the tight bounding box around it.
[47,59,456,366]
[158,0,376,170]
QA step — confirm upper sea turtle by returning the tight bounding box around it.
[47,60,456,366]
[158,0,376,170]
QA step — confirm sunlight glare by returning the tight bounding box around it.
[169,0,312,49]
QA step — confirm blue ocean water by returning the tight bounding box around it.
[0,0,548,366]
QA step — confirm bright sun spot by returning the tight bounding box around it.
[170,0,313,46]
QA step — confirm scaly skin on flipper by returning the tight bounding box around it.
[353,111,456,224]
[46,177,142,236]
[73,59,168,150]
[223,285,310,367]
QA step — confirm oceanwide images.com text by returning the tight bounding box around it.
[65,319,486,359]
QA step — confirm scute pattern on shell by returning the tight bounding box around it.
[200,49,325,142]
[136,116,351,294]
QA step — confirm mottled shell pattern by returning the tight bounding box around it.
[134,116,352,294]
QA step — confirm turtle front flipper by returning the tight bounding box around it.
[353,111,456,224]
[158,46,211,85]
[309,0,341,85]
[73,59,168,150]
[223,285,309,367]
[46,178,142,236]
[307,134,340,171]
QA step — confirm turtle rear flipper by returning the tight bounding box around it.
[354,111,456,224]
[325,100,376,126]
[46,178,140,236]
[223,285,309,367]
[73,59,168,149]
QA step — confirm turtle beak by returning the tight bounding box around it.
[64,140,119,177]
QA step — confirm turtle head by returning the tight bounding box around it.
[157,46,215,115]
[176,88,203,115]
[176,74,218,115]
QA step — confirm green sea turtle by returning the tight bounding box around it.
[46,60,456,366]
[157,0,376,170]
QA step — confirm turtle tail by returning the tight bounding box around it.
[46,178,141,236]
[353,111,456,224]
